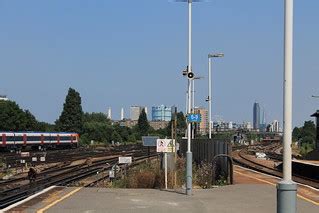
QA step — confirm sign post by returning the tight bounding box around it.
[157,139,175,189]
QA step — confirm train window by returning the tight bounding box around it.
[73,136,77,141]
[44,136,51,141]
[15,136,23,141]
[60,136,71,141]
[6,136,15,141]
[28,136,41,141]
[51,136,58,141]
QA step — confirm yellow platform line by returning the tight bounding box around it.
[234,170,319,206]
[37,187,82,213]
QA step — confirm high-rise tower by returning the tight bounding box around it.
[120,108,124,120]
[253,102,260,130]
[107,107,112,120]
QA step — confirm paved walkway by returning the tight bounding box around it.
[7,184,318,213]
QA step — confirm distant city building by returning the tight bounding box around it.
[253,102,260,130]
[228,122,233,129]
[152,105,172,121]
[119,119,138,128]
[273,120,280,132]
[194,107,208,135]
[149,121,169,130]
[107,107,112,120]
[120,108,124,120]
[259,109,267,132]
[244,122,252,130]
[267,120,280,133]
[130,106,147,121]
[0,95,8,101]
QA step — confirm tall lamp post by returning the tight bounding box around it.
[207,53,224,139]
[186,0,193,196]
[277,0,297,212]
[176,0,203,196]
[192,76,204,139]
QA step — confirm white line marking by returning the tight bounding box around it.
[234,165,319,192]
[1,186,57,213]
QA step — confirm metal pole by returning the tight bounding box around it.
[208,57,212,139]
[165,152,168,189]
[186,91,188,114]
[192,80,195,139]
[174,108,177,187]
[192,79,195,111]
[277,0,297,212]
[186,0,193,196]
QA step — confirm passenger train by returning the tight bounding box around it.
[0,132,79,150]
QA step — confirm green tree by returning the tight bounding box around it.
[24,110,39,131]
[80,112,114,144]
[301,121,316,139]
[128,134,136,143]
[293,120,316,146]
[0,100,42,131]
[166,112,187,138]
[112,131,123,143]
[55,88,83,133]
[83,112,111,124]
[113,124,130,142]
[37,122,55,132]
[292,127,302,142]
[82,121,111,144]
[0,101,26,130]
[137,109,150,137]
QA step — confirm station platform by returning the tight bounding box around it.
[275,160,319,180]
[3,165,319,213]
[3,184,318,213]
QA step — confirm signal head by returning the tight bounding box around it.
[187,72,194,79]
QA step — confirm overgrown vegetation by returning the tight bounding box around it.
[292,121,316,156]
[111,158,228,189]
[112,158,186,189]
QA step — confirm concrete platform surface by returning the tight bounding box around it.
[21,184,318,213]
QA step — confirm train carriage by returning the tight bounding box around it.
[1,132,14,149]
[0,132,79,151]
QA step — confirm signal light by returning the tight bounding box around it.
[187,72,194,79]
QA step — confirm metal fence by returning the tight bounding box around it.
[179,139,232,184]
[179,139,231,164]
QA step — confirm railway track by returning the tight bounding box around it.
[1,145,142,169]
[0,147,155,209]
[233,148,319,189]
[0,148,143,191]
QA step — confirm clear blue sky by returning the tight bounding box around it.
[1,0,318,127]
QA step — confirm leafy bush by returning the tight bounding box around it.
[195,162,212,189]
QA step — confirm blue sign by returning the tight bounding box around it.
[187,113,202,123]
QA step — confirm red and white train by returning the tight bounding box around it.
[0,132,79,150]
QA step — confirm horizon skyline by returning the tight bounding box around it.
[1,95,294,127]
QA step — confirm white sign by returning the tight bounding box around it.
[156,139,175,153]
[109,170,115,178]
[20,159,25,163]
[32,157,37,162]
[119,157,132,164]
[21,152,30,157]
[40,157,46,162]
